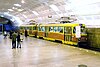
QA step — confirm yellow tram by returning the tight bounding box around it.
[20,23,87,46]
[20,25,37,37]
[37,23,87,46]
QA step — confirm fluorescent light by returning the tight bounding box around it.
[18,9,23,12]
[32,11,39,16]
[8,9,13,11]
[12,7,18,9]
[21,0,25,3]
[23,14,27,18]
[12,7,15,9]
[49,4,59,11]
[14,4,21,7]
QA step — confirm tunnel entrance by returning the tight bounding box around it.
[0,16,19,33]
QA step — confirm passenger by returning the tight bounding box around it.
[4,31,7,39]
[12,32,17,49]
[9,31,13,39]
[25,29,28,37]
[17,32,21,48]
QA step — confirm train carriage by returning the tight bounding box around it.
[37,23,87,46]
[20,25,37,37]
[20,26,25,35]
[37,25,46,39]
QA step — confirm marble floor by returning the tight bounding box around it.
[0,35,100,67]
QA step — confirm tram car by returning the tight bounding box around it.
[20,25,37,37]
[20,23,87,47]
[37,23,87,47]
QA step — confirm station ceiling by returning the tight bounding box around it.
[0,0,100,25]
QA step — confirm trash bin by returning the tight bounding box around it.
[78,64,87,67]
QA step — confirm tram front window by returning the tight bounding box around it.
[73,26,86,34]
[81,26,86,34]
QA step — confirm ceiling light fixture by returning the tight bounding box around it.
[14,4,21,7]
[21,0,25,3]
[23,14,27,18]
[18,9,23,12]
[8,9,13,11]
[12,7,18,10]
[32,11,39,16]
[49,4,59,11]
[12,7,15,9]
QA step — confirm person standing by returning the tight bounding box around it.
[25,29,28,37]
[12,32,17,49]
[17,32,21,48]
[4,31,7,39]
[10,30,13,39]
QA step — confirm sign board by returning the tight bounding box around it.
[75,26,81,38]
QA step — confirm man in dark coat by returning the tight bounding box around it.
[25,29,28,37]
[17,32,21,48]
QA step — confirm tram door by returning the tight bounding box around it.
[64,27,72,42]
[45,26,48,37]
[0,24,3,34]
[34,26,37,37]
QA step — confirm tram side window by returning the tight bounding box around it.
[58,27,63,33]
[41,27,45,32]
[54,27,58,32]
[25,27,29,30]
[20,27,23,29]
[24,27,26,30]
[29,27,32,30]
[49,27,53,32]
[81,26,86,34]
[34,26,36,30]
[38,27,41,31]
[64,27,72,34]
[33,26,36,30]
[53,27,63,33]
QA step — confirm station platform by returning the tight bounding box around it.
[0,35,100,67]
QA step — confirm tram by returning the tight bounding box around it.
[20,23,87,46]
[20,25,37,37]
[37,23,87,46]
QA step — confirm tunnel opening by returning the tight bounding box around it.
[0,16,19,33]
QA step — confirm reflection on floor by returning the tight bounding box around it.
[0,35,100,67]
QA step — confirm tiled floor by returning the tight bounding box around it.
[0,35,100,67]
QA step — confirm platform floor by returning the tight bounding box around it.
[0,35,100,67]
